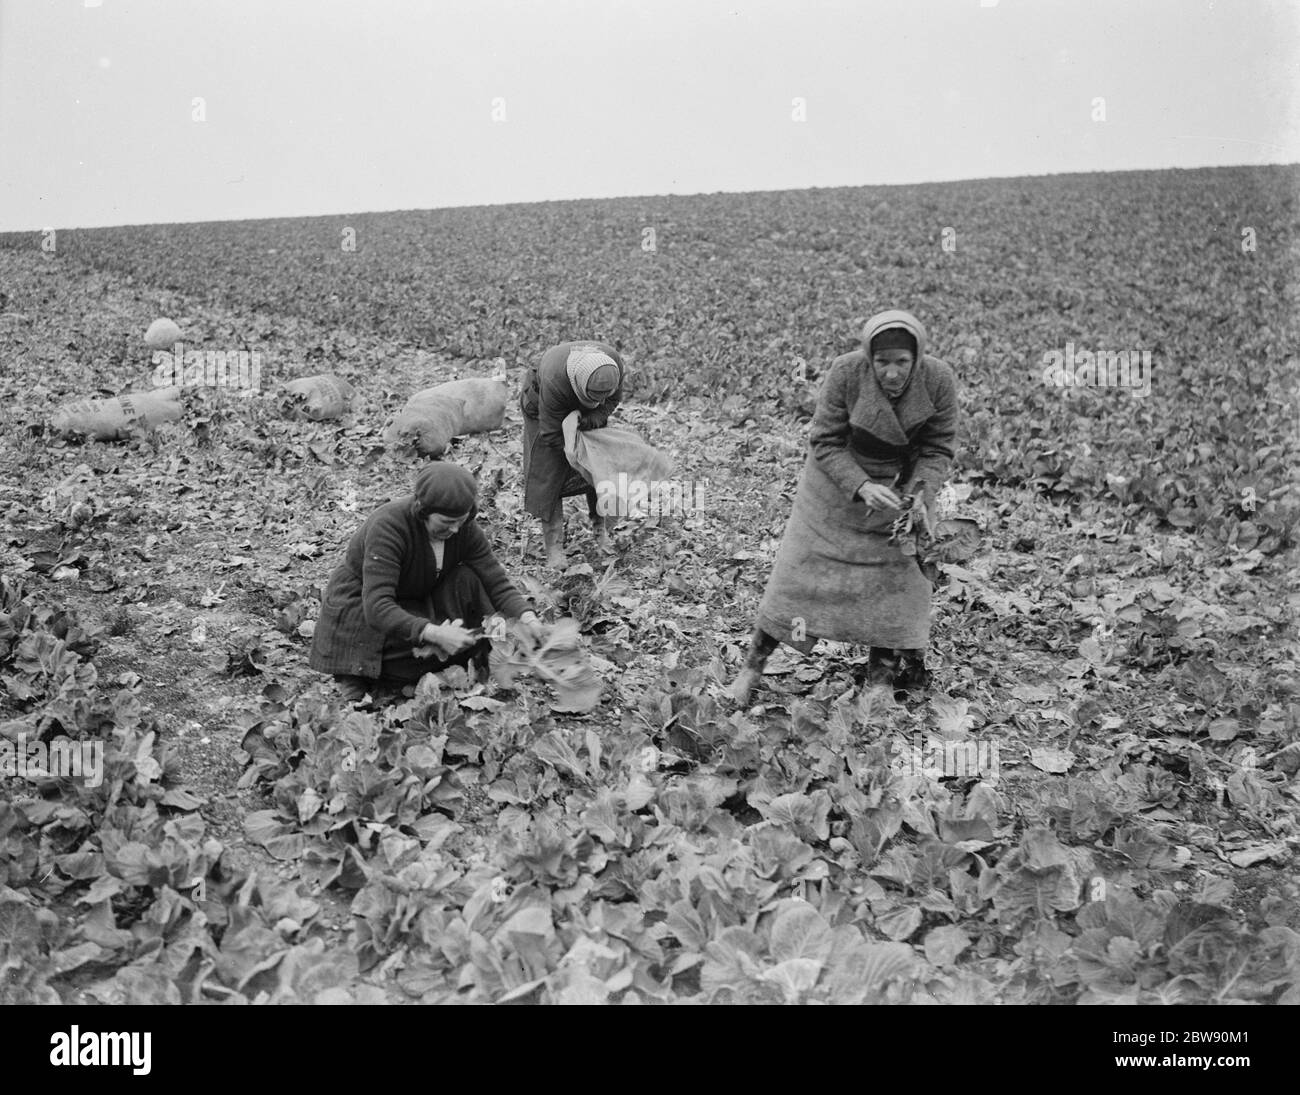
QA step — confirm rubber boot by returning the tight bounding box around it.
[729,667,761,706]
[542,514,567,569]
[729,628,779,705]
[592,514,614,556]
[865,647,899,691]
[894,649,930,697]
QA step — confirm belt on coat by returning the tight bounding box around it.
[848,443,916,485]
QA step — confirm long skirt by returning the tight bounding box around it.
[756,454,934,653]
[521,396,598,522]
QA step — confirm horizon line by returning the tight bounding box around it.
[2,159,1296,237]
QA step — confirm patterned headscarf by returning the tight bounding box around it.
[566,348,619,408]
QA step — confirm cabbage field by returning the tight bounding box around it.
[0,163,1298,1005]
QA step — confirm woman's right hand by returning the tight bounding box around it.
[856,482,903,510]
[421,619,478,656]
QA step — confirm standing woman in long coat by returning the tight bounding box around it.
[310,462,545,702]
[729,309,960,705]
[521,340,625,568]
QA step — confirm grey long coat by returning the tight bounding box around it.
[756,311,959,651]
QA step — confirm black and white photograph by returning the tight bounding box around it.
[0,0,1296,1064]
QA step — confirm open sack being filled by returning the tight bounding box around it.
[561,412,674,518]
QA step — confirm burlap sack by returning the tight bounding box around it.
[384,378,508,455]
[561,412,674,515]
[281,374,355,421]
[51,386,184,440]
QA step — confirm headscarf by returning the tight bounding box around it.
[565,347,620,408]
[869,328,917,356]
[862,309,928,398]
[411,461,478,520]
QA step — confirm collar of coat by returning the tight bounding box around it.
[847,352,939,446]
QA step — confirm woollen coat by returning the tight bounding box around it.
[756,310,959,652]
[309,496,531,679]
[521,341,626,520]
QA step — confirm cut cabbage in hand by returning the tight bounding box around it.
[490,616,602,713]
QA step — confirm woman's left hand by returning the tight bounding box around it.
[517,611,546,646]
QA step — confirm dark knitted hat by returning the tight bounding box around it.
[412,462,478,518]
[870,327,917,356]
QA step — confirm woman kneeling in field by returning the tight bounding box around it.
[310,463,545,703]
[729,309,960,706]
[521,340,626,568]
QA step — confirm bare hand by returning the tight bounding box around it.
[516,612,546,646]
[857,482,903,510]
[420,619,478,656]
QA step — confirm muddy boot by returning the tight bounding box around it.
[542,515,567,569]
[729,667,762,706]
[591,514,614,556]
[729,628,779,705]
[865,647,899,691]
[894,649,930,698]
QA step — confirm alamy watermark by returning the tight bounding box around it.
[1,734,103,788]
[151,342,262,391]
[892,732,999,780]
[1040,343,1152,398]
[594,475,708,518]
[50,1026,151,1076]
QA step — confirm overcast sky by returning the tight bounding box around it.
[1,0,1297,231]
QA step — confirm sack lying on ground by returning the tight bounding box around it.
[51,386,184,440]
[144,318,183,350]
[383,378,508,455]
[280,374,355,421]
[562,412,674,515]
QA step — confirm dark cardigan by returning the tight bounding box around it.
[309,496,530,678]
